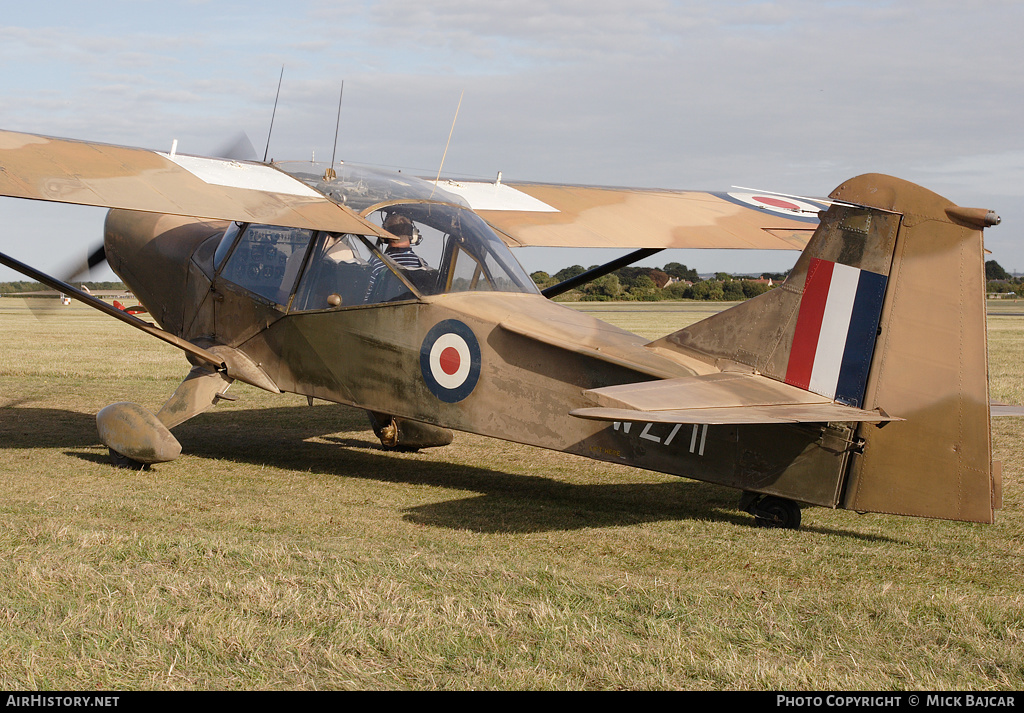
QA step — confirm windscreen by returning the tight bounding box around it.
[218,224,314,305]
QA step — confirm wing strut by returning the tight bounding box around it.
[0,249,227,371]
[541,247,663,299]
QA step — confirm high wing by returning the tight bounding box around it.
[571,372,902,425]
[0,130,384,237]
[436,179,822,250]
[0,128,815,251]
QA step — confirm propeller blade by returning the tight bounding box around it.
[21,242,108,319]
[57,243,108,283]
[212,132,258,162]
[85,244,107,272]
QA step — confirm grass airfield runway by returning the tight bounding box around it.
[0,298,1021,690]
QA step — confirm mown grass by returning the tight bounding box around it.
[0,299,1021,690]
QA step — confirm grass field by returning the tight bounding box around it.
[0,298,1021,690]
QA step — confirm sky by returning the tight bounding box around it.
[1,0,1022,281]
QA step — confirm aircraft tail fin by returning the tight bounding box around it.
[648,174,1001,522]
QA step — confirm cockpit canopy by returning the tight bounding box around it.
[211,164,538,310]
[278,161,469,214]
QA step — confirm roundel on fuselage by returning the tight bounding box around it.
[419,319,482,403]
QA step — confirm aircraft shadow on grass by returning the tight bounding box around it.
[2,402,890,539]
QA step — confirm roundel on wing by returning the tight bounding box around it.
[420,319,482,403]
[716,191,826,223]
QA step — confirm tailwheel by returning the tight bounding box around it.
[748,495,802,530]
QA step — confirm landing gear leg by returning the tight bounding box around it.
[97,365,234,467]
[741,493,802,530]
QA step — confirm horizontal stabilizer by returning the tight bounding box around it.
[991,403,1024,417]
[571,372,900,425]
[572,404,897,425]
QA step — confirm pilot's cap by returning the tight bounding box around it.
[383,214,414,238]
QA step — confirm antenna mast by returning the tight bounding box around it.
[325,81,344,180]
[430,90,464,197]
[263,66,284,162]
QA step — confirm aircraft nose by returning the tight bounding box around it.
[104,209,223,333]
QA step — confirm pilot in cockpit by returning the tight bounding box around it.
[364,213,429,300]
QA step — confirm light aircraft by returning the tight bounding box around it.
[0,128,1004,529]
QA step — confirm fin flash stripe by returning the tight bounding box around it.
[785,258,887,407]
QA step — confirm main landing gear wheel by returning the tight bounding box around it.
[745,495,802,530]
[108,448,149,470]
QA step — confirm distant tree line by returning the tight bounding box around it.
[985,260,1022,296]
[0,281,127,295]
[533,259,1023,302]
[530,263,788,302]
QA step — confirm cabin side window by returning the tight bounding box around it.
[360,203,538,298]
[291,233,378,310]
[285,201,540,312]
